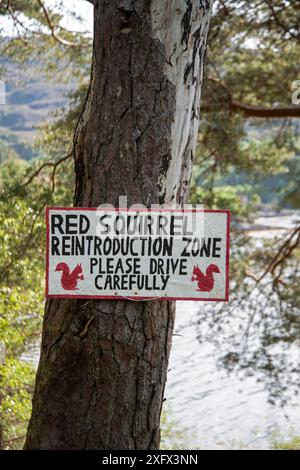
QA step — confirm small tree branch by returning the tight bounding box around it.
[263,0,300,41]
[203,77,300,118]
[230,100,300,118]
[4,434,26,447]
[23,153,72,187]
[246,226,300,285]
[37,0,89,48]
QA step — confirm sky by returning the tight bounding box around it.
[1,0,94,36]
[49,0,93,33]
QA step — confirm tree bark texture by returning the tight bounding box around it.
[25,0,212,450]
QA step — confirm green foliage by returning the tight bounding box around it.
[0,359,35,449]
[0,0,299,450]
[190,183,260,218]
[160,406,193,450]
[192,0,300,212]
[0,161,41,447]
[282,153,300,208]
[274,437,300,450]
[0,285,43,355]
[0,156,74,448]
[0,138,18,163]
[0,1,92,82]
[271,431,300,450]
[0,141,73,450]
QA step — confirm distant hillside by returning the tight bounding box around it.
[0,60,69,160]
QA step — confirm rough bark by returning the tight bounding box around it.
[25,0,212,450]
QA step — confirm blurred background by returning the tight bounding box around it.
[0,0,300,450]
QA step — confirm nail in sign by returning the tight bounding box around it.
[46,208,230,301]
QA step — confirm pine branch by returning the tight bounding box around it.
[230,100,300,118]
[203,77,300,118]
[23,153,72,187]
[37,0,90,48]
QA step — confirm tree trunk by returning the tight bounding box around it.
[25,0,212,450]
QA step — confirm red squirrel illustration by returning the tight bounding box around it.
[191,264,220,292]
[55,263,84,290]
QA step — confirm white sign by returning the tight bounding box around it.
[46,208,230,301]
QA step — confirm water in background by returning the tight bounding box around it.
[21,211,300,449]
[166,210,300,449]
[166,301,300,450]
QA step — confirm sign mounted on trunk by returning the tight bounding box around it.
[46,207,230,301]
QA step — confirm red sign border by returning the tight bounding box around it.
[46,207,230,302]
